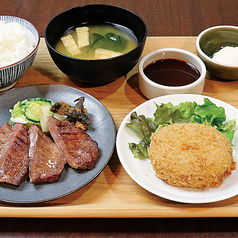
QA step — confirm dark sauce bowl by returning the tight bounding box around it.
[45,4,147,86]
[139,48,206,99]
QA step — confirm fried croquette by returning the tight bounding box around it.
[148,123,236,189]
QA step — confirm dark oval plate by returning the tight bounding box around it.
[0,84,116,204]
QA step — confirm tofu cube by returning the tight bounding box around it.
[94,48,122,59]
[61,34,81,56]
[76,26,90,49]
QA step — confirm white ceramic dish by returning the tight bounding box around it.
[138,48,206,99]
[116,94,238,204]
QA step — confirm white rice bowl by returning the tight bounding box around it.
[0,16,39,91]
[0,21,36,67]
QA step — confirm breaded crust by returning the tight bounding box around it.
[148,123,236,189]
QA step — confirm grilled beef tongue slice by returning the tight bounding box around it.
[0,123,12,153]
[0,123,29,185]
[48,116,100,170]
[29,124,66,183]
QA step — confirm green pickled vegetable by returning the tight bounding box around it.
[9,97,57,132]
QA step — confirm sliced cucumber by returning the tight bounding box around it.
[9,97,64,132]
[21,98,53,107]
[24,102,41,123]
[23,99,53,123]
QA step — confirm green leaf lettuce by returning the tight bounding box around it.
[126,98,236,159]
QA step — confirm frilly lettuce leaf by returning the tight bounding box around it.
[126,98,236,159]
[126,112,156,139]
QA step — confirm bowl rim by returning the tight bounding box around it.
[0,15,40,70]
[44,4,147,62]
[139,48,206,90]
[196,25,238,68]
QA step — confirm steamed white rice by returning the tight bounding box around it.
[0,21,36,68]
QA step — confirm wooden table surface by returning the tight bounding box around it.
[1,0,238,237]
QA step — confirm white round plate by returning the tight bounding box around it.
[116,94,238,203]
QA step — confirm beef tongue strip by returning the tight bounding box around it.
[29,124,66,183]
[48,116,100,170]
[0,123,29,185]
[0,123,12,153]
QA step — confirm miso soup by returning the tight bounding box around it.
[54,23,138,60]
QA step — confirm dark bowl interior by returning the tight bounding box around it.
[199,27,238,57]
[45,4,147,85]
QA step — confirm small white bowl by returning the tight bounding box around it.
[138,48,206,99]
[0,16,40,91]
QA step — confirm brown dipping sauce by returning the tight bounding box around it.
[143,59,201,86]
